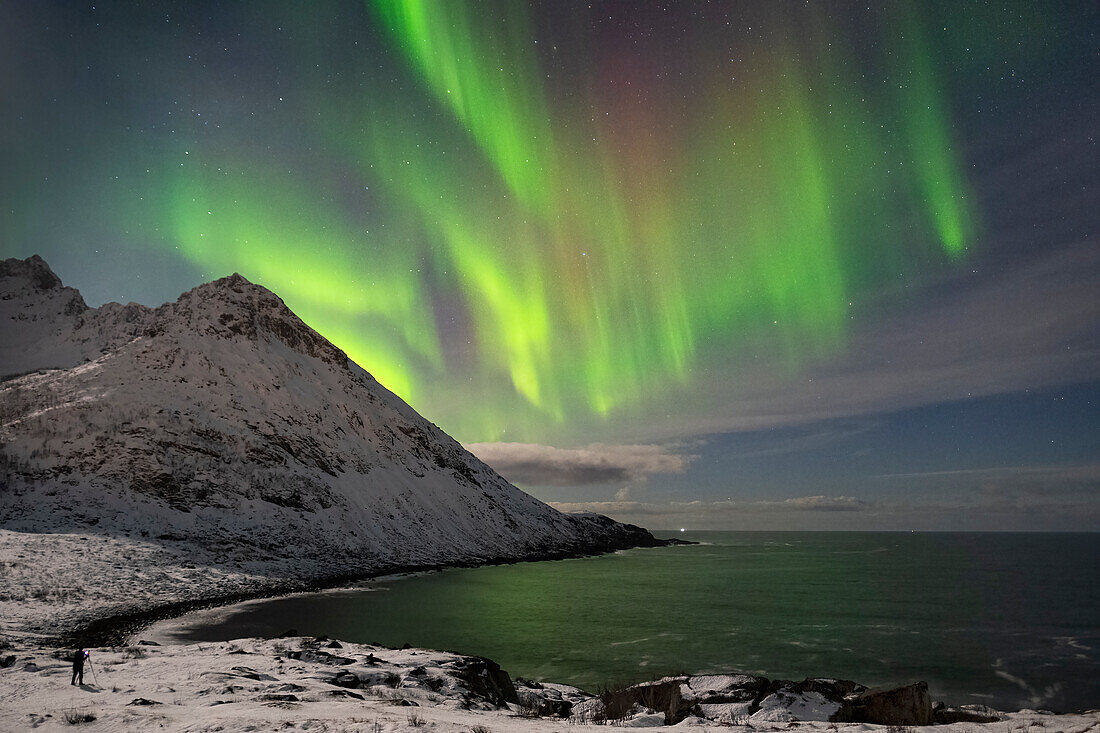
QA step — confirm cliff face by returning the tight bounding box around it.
[0,256,657,573]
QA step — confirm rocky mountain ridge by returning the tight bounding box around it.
[0,256,659,583]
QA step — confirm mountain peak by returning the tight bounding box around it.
[0,254,65,292]
[170,272,349,366]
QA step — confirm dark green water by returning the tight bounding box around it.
[173,532,1100,712]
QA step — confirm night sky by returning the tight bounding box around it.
[3,1,1097,529]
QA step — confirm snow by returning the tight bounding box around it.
[1,634,1097,732]
[750,690,838,722]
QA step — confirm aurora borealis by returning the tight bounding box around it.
[3,1,1098,529]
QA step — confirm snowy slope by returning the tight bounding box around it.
[0,256,657,633]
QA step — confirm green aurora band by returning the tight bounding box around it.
[140,2,976,443]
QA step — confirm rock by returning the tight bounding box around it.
[934,705,1004,724]
[603,677,697,725]
[834,681,934,726]
[270,683,307,693]
[799,677,865,701]
[570,697,608,723]
[622,711,667,727]
[330,672,360,689]
[0,655,16,668]
[328,689,364,700]
[136,640,161,646]
[255,693,299,702]
[325,640,342,649]
[127,698,162,706]
[453,657,518,707]
[229,666,261,680]
[686,673,770,706]
[696,700,754,723]
[751,690,839,723]
[285,649,355,665]
[517,688,574,718]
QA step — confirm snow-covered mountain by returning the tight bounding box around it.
[0,255,657,573]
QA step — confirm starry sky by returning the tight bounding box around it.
[3,1,1097,530]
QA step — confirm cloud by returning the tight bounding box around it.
[549,482,1100,531]
[464,441,693,486]
[548,495,873,517]
[877,463,1100,500]
[776,495,871,511]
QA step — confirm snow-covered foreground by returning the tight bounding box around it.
[2,635,1098,733]
[0,529,313,642]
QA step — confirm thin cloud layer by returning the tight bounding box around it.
[465,441,693,486]
[549,496,873,517]
[549,475,1100,531]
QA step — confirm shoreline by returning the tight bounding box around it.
[4,526,1095,726]
[65,541,690,648]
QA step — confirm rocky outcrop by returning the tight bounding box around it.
[571,674,986,726]
[447,656,518,707]
[591,673,866,725]
[933,703,1004,724]
[834,681,935,726]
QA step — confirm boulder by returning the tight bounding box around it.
[285,649,355,665]
[330,671,360,689]
[229,666,261,680]
[681,674,769,724]
[603,677,698,725]
[686,673,769,705]
[255,693,299,703]
[452,657,518,707]
[751,690,839,722]
[621,711,667,727]
[328,689,364,700]
[799,678,865,700]
[934,705,1003,724]
[517,687,574,718]
[570,697,607,723]
[834,681,934,726]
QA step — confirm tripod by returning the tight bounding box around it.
[85,654,98,686]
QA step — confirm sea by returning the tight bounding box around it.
[162,531,1100,712]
